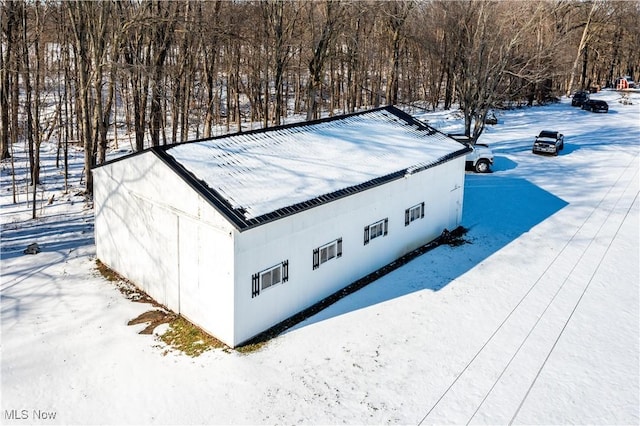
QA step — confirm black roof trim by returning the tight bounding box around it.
[164,105,402,149]
[151,148,250,228]
[95,105,450,169]
[92,148,147,170]
[97,105,471,231]
[154,145,471,231]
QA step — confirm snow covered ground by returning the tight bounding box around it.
[1,89,639,425]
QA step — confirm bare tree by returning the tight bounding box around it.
[201,1,223,138]
[5,1,21,203]
[445,1,555,142]
[566,1,601,95]
[381,1,414,105]
[306,0,344,120]
[118,1,151,152]
[261,0,300,125]
[169,1,199,143]
[1,1,17,161]
[86,1,118,166]
[67,1,97,193]
[148,1,176,146]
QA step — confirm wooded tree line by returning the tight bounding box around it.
[1,0,639,198]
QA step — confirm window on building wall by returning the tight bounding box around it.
[313,238,342,269]
[405,202,425,226]
[364,218,389,245]
[252,260,289,298]
[261,266,281,290]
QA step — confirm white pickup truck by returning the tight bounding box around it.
[465,143,494,173]
[448,134,494,173]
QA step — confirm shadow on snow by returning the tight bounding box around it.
[1,210,94,261]
[285,173,568,334]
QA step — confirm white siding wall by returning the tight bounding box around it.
[233,157,465,346]
[94,152,237,346]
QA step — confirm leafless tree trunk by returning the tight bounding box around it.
[202,0,222,138]
[148,1,175,146]
[0,6,12,161]
[261,1,299,125]
[383,1,412,106]
[67,2,95,193]
[7,2,20,203]
[17,1,35,187]
[566,1,600,95]
[119,1,150,152]
[306,0,343,120]
[31,3,46,218]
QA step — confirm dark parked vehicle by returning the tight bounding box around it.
[581,99,609,113]
[571,91,590,107]
[532,130,564,156]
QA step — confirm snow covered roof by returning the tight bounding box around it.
[153,106,469,229]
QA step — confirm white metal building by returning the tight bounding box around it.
[93,106,470,347]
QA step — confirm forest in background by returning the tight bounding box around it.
[1,0,639,198]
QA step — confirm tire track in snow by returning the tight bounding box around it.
[469,161,639,425]
[418,154,639,425]
[507,171,639,425]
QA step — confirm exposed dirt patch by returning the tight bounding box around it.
[440,226,471,247]
[128,310,176,334]
[126,309,229,356]
[96,259,227,355]
[96,259,159,305]
[159,316,227,357]
[95,259,121,282]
